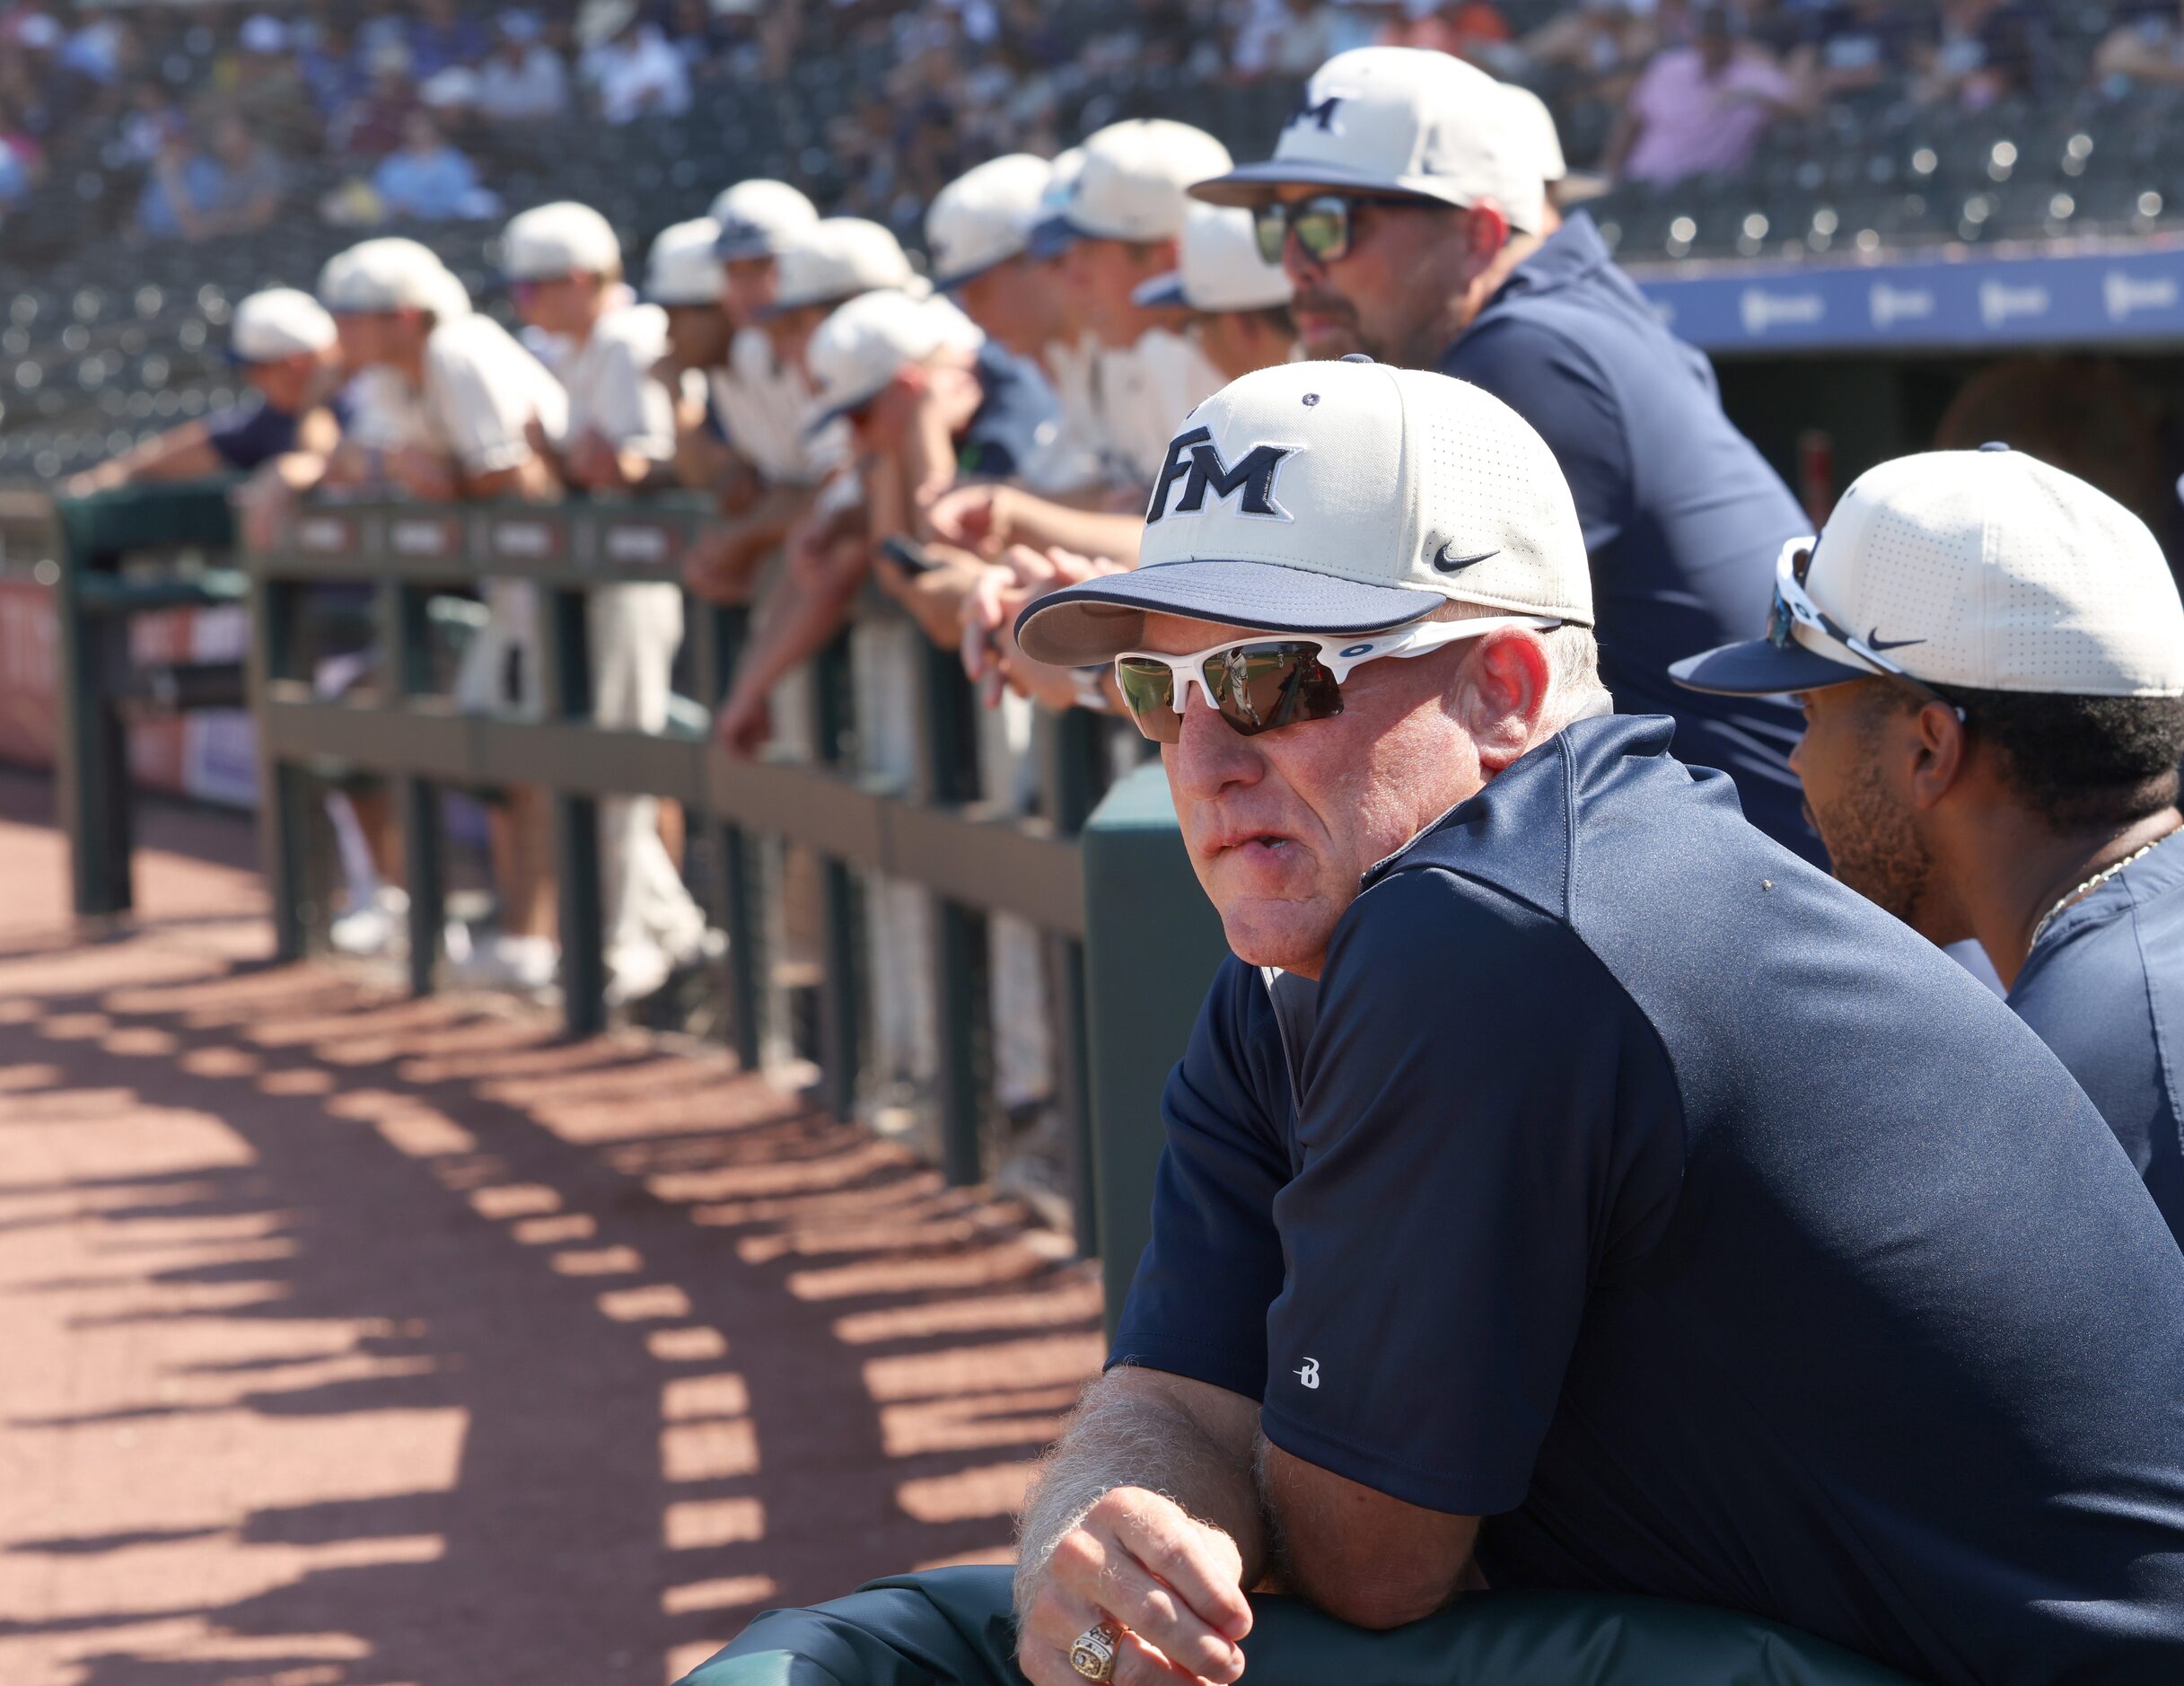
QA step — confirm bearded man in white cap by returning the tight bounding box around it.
[1193,46,1821,864]
[1675,444,2184,1245]
[67,287,343,493]
[500,198,713,1005]
[679,362,2184,1686]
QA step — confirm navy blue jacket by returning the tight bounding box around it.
[1118,715,2184,1683]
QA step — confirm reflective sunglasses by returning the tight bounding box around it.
[1252,193,1427,266]
[1114,615,1560,744]
[1768,537,1966,719]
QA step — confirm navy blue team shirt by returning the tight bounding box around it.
[1116,715,2184,1684]
[206,398,305,470]
[2010,833,2184,1247]
[1440,214,1821,864]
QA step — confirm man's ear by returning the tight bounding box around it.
[1455,629,1551,773]
[1462,201,1512,264]
[1903,699,1970,812]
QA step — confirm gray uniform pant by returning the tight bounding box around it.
[673,1566,1916,1686]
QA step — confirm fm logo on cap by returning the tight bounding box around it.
[1146,425,1298,525]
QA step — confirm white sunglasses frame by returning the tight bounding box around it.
[1769,537,1967,720]
[1113,614,1563,730]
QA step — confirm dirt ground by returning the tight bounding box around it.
[0,768,1103,1686]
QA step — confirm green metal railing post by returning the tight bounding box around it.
[540,580,605,1035]
[697,598,768,1070]
[917,639,987,1187]
[1039,707,1111,1249]
[249,568,308,962]
[811,629,863,1123]
[379,575,444,996]
[52,535,135,919]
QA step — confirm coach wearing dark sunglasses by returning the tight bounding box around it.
[1190,45,1822,864]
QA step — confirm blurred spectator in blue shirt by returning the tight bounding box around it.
[478,12,569,122]
[137,117,284,242]
[408,0,491,79]
[371,110,492,220]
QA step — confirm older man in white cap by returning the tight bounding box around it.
[1674,445,2184,1246]
[500,198,713,1005]
[678,362,2184,1686]
[67,287,343,493]
[1191,45,1820,862]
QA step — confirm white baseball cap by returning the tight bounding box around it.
[928,154,1052,289]
[1034,119,1233,252]
[1500,83,1566,188]
[1024,145,1087,262]
[711,179,818,260]
[1673,446,2184,700]
[1133,203,1294,313]
[767,217,917,314]
[503,200,622,281]
[1016,356,1592,666]
[320,238,456,313]
[230,287,337,362]
[1192,48,1547,236]
[804,290,983,434]
[645,217,725,306]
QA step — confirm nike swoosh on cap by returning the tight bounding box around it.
[1867,629,1926,652]
[1433,543,1498,573]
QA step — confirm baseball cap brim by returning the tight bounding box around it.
[1130,271,1188,309]
[1025,213,1081,261]
[1669,637,1868,697]
[1015,558,1445,668]
[1189,158,1466,209]
[934,250,1014,293]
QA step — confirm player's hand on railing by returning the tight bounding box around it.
[714,684,773,760]
[960,545,1120,713]
[683,525,753,604]
[387,445,460,504]
[923,482,1019,558]
[1015,1486,1251,1686]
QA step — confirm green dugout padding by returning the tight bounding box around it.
[1078,760,1232,1339]
[675,1566,1919,1686]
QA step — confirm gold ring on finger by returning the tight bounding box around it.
[1068,1621,1120,1682]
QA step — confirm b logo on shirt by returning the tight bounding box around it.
[1145,426,1298,526]
[1295,1357,1320,1389]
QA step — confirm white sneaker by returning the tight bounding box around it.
[329,887,410,958]
[603,939,674,1007]
[448,933,558,995]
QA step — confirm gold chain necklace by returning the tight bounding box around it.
[2027,823,2184,953]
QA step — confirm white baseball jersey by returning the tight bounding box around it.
[539,302,678,463]
[706,325,848,487]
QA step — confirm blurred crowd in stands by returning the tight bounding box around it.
[1,0,2178,262]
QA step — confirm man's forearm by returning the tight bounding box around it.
[1016,1368,1267,1611]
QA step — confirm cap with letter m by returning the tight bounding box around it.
[1014,357,1592,666]
[1189,47,1546,236]
[1671,445,2184,699]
